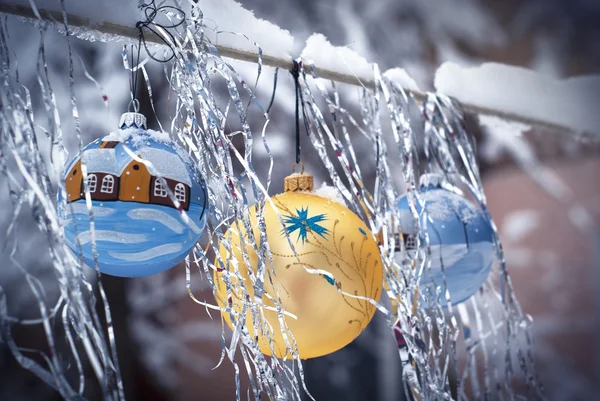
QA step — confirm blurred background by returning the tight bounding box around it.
[1,0,599,400]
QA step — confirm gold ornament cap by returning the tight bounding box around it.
[284,162,314,192]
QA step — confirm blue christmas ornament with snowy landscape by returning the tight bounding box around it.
[58,112,208,277]
[394,174,495,305]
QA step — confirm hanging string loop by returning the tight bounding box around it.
[125,1,186,111]
[128,98,140,113]
[136,0,185,63]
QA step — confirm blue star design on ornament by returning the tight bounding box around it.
[282,207,329,244]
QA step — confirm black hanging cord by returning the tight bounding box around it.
[291,62,300,163]
[266,67,279,114]
[129,44,134,97]
[127,0,185,111]
[290,60,310,165]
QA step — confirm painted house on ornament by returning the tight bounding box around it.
[376,232,418,251]
[65,141,191,211]
[391,232,417,251]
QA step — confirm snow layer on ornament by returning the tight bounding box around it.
[135,148,192,186]
[312,183,346,207]
[301,33,373,82]
[102,128,196,185]
[81,148,120,175]
[102,127,170,145]
[418,190,479,225]
[435,62,600,136]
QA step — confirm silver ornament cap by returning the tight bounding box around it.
[419,173,445,188]
[119,112,147,130]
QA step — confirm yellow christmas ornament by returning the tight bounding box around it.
[214,167,383,359]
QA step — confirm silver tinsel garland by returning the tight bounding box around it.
[0,2,543,400]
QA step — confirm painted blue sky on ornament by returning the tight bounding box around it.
[281,207,329,244]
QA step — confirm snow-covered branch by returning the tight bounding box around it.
[1,0,598,139]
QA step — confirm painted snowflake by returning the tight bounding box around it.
[282,207,329,244]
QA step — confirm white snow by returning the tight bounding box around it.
[195,0,294,61]
[13,0,600,142]
[81,148,119,175]
[74,230,149,245]
[435,62,600,136]
[109,243,183,262]
[478,114,531,163]
[419,191,479,224]
[127,209,184,234]
[383,68,420,91]
[102,127,170,144]
[312,183,346,207]
[6,0,295,62]
[301,33,374,83]
[135,148,192,186]
[501,210,540,242]
[103,127,195,172]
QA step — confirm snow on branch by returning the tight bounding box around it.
[436,62,600,139]
[1,0,599,138]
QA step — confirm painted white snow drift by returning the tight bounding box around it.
[127,208,185,234]
[109,243,183,262]
[75,230,149,245]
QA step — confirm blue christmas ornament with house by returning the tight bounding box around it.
[395,173,495,305]
[58,112,208,277]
